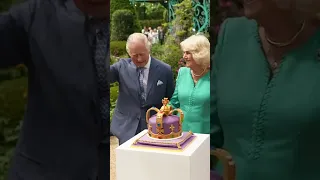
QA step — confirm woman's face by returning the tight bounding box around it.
[183,51,197,68]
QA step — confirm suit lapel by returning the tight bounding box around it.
[146,58,160,99]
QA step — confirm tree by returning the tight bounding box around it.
[167,0,194,44]
[111,9,135,41]
[110,0,135,16]
[110,0,140,34]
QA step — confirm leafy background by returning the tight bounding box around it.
[0,0,243,179]
[109,0,207,119]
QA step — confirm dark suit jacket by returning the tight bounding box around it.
[110,57,174,144]
[158,30,165,40]
[0,0,109,179]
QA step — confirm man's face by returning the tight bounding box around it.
[74,0,110,18]
[128,42,150,67]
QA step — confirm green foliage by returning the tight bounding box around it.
[138,19,164,29]
[161,22,169,34]
[111,54,129,65]
[110,0,140,37]
[134,3,165,20]
[0,1,28,179]
[134,4,146,20]
[159,45,182,80]
[144,3,166,20]
[0,65,28,82]
[167,0,194,44]
[110,56,118,65]
[150,43,164,58]
[163,9,168,22]
[110,41,127,57]
[154,0,193,79]
[0,0,23,12]
[150,43,182,80]
[110,84,119,122]
[110,0,134,16]
[111,10,136,41]
[0,77,28,180]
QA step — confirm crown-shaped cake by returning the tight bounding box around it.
[146,98,184,139]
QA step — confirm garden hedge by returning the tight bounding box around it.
[111,9,136,41]
[110,41,127,57]
[0,76,28,180]
[110,0,134,16]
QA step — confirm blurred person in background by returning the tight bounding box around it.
[158,26,165,45]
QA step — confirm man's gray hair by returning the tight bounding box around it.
[126,33,152,54]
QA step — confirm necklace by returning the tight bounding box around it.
[191,69,205,77]
[263,42,280,71]
[271,60,279,71]
[265,20,306,47]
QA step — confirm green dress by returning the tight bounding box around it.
[211,17,320,180]
[170,67,210,134]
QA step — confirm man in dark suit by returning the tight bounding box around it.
[110,33,174,145]
[0,0,110,179]
[158,26,165,45]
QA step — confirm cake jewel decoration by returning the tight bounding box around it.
[146,98,184,139]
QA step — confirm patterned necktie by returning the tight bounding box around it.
[137,67,146,104]
[91,19,110,123]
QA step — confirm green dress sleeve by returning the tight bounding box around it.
[210,19,229,168]
[211,19,229,148]
[169,67,183,109]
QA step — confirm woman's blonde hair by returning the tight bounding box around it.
[180,35,210,69]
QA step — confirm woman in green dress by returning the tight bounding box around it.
[170,34,210,134]
[211,0,320,179]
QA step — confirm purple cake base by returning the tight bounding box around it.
[149,114,181,135]
[131,131,195,151]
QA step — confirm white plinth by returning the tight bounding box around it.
[116,130,210,180]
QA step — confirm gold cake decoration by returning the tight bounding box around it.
[146,98,184,139]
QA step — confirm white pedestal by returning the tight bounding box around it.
[116,130,210,180]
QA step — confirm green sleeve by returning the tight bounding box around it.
[210,19,229,168]
[169,67,184,109]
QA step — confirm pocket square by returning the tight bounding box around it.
[157,80,163,86]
